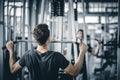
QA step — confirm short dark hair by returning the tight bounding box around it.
[33,24,50,45]
[78,29,84,33]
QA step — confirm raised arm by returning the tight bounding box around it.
[6,41,22,73]
[64,42,88,76]
[91,40,101,56]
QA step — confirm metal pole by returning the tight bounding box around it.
[40,0,46,23]
[31,0,37,31]
[74,0,78,61]
[6,0,9,41]
[117,0,120,80]
[43,0,49,23]
[104,8,109,51]
[68,0,76,41]
[51,16,63,53]
[7,0,12,41]
[81,0,89,80]
[13,0,16,41]
[66,0,75,61]
[0,0,5,80]
[21,0,26,80]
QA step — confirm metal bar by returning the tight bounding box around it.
[13,0,16,41]
[3,40,118,47]
[27,0,32,50]
[118,0,120,48]
[104,8,109,51]
[81,0,89,80]
[22,0,26,41]
[7,0,10,41]
[74,0,79,69]
[4,40,76,43]
[65,0,75,64]
[51,41,76,43]
[80,0,118,2]
[78,12,118,16]
[8,6,16,40]
[43,0,49,23]
[117,0,120,80]
[64,0,118,2]
[21,1,26,80]
[103,44,119,46]
[39,0,45,23]
[31,0,36,30]
[68,0,76,41]
[57,17,63,53]
[4,4,23,6]
[2,40,78,50]
[0,0,4,80]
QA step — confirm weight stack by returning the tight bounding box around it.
[51,0,64,16]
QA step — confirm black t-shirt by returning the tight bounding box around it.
[19,50,69,80]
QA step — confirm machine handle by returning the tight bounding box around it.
[2,41,17,50]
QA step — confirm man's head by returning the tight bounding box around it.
[33,24,50,45]
[76,29,84,39]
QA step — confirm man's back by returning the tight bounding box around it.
[19,50,69,80]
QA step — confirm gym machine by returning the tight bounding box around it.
[94,7,118,79]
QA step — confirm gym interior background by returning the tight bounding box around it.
[0,0,120,80]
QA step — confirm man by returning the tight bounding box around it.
[76,29,101,80]
[6,24,88,80]
[76,29,101,56]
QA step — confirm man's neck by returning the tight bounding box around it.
[36,44,48,54]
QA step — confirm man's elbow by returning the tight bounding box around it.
[64,64,81,77]
[69,71,79,77]
[67,69,80,77]
[10,66,16,74]
[10,69,15,74]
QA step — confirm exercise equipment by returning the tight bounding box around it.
[94,34,117,80]
[2,40,77,49]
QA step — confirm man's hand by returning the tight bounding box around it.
[91,39,101,56]
[6,41,14,53]
[6,41,22,74]
[79,42,88,54]
[94,39,102,45]
[97,40,102,45]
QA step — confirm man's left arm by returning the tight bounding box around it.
[91,40,101,56]
[6,41,22,73]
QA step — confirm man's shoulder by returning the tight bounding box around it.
[23,50,36,57]
[48,51,63,57]
[25,50,63,57]
[48,51,60,53]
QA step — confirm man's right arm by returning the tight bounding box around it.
[6,41,22,73]
[91,40,101,56]
[64,42,88,76]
